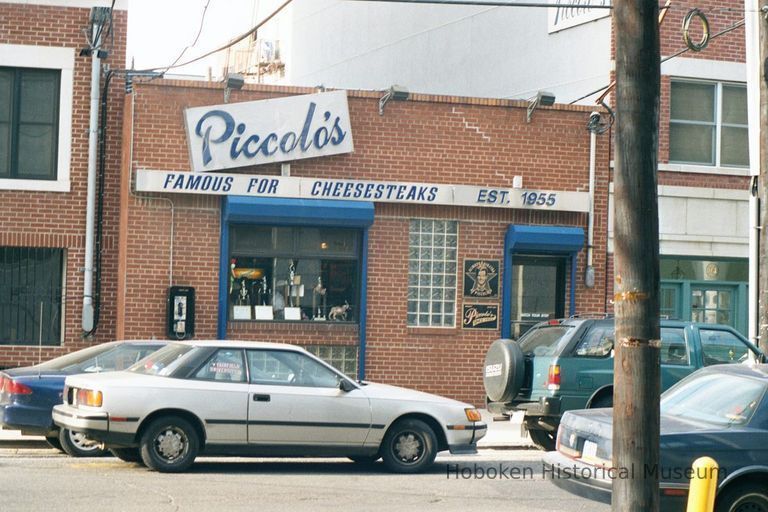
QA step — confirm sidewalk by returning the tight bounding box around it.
[0,409,534,450]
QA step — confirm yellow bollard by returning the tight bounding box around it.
[686,456,719,512]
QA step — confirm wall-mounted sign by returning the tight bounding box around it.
[136,170,591,213]
[548,0,611,34]
[462,304,499,330]
[183,90,354,172]
[463,259,500,298]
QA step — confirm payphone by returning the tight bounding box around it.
[167,286,195,339]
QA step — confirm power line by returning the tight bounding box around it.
[157,0,213,77]
[136,0,293,75]
[346,0,612,7]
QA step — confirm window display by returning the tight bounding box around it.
[229,226,359,322]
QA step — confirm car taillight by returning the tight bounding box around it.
[4,378,32,395]
[76,388,103,407]
[546,365,561,391]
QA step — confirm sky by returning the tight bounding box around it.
[126,0,260,78]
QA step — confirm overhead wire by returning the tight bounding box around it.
[156,0,213,78]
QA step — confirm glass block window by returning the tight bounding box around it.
[0,247,64,345]
[305,344,358,378]
[407,219,458,327]
[669,80,748,167]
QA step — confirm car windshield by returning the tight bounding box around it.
[34,343,161,373]
[127,343,196,377]
[518,325,574,356]
[661,372,767,426]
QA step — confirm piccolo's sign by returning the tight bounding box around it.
[184,90,354,172]
[136,170,591,213]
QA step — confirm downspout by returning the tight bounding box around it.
[585,114,599,289]
[358,227,369,381]
[82,14,106,334]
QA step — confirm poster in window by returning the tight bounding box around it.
[463,259,499,299]
[462,304,499,330]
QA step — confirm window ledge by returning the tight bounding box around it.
[228,320,358,333]
[658,163,750,176]
[0,178,70,192]
[407,326,461,336]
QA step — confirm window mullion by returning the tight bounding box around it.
[715,82,723,167]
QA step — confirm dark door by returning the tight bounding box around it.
[509,255,566,339]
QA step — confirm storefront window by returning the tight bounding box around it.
[229,226,360,322]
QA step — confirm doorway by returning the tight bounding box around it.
[509,255,566,339]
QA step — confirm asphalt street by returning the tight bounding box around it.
[0,447,608,512]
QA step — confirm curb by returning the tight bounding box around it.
[0,440,49,449]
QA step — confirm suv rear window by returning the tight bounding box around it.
[519,325,574,356]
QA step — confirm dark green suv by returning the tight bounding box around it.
[483,318,764,450]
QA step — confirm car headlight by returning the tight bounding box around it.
[465,408,482,422]
[76,388,103,407]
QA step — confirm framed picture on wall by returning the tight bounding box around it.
[463,259,499,299]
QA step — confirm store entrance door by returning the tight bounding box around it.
[509,255,566,339]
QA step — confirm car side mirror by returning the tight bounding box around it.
[339,378,355,392]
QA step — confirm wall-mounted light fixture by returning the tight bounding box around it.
[526,90,556,123]
[224,73,245,103]
[379,85,409,115]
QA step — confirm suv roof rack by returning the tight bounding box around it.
[568,312,614,319]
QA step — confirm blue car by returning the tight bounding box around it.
[544,363,768,511]
[0,340,164,456]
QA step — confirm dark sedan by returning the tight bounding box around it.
[543,364,768,512]
[0,340,164,456]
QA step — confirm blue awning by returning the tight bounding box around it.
[222,196,375,227]
[504,225,584,254]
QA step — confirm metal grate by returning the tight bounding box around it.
[0,247,63,345]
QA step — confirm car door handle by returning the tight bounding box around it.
[252,394,270,402]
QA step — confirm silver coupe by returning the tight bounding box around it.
[53,340,486,473]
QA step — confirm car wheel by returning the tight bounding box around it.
[139,416,199,473]
[381,419,437,474]
[528,429,556,451]
[483,338,525,403]
[716,481,768,512]
[45,434,64,452]
[110,447,143,464]
[58,428,108,457]
[348,455,380,465]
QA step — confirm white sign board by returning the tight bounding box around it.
[136,169,590,213]
[548,0,611,34]
[183,90,354,172]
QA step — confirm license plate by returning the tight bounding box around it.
[583,440,598,459]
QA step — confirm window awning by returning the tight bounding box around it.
[222,196,375,227]
[505,225,584,253]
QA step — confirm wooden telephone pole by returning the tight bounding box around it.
[756,3,768,352]
[612,0,661,510]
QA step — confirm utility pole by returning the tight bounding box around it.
[612,0,661,510]
[756,2,768,352]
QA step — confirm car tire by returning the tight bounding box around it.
[45,434,64,452]
[381,419,437,474]
[483,338,525,403]
[58,428,108,457]
[139,416,199,473]
[348,455,380,465]
[716,481,768,512]
[110,447,143,464]
[528,429,556,451]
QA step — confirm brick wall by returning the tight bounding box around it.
[0,2,126,367]
[125,81,611,404]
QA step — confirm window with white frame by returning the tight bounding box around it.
[0,45,73,192]
[0,67,60,180]
[669,80,748,167]
[407,219,458,327]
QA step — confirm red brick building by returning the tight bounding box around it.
[120,81,610,404]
